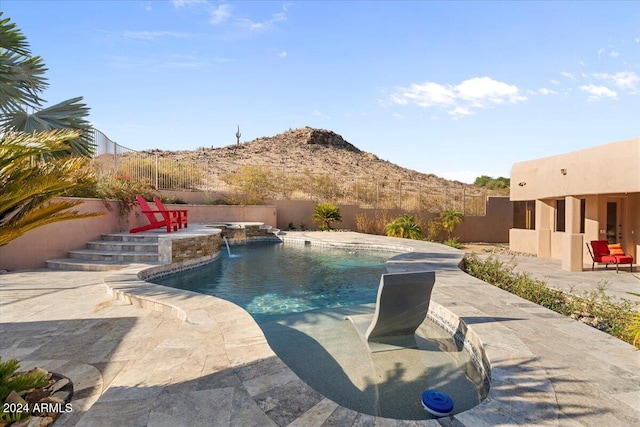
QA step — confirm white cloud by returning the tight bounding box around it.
[211,4,232,24]
[172,0,207,8]
[390,81,456,107]
[236,8,287,32]
[560,72,576,80]
[530,88,557,96]
[456,77,526,105]
[390,76,526,118]
[579,84,618,100]
[278,51,288,58]
[448,106,473,118]
[609,51,620,57]
[594,71,639,91]
[121,30,189,40]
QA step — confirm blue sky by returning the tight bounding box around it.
[2,1,639,183]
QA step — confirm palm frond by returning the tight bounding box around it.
[3,97,93,156]
[0,200,103,247]
[0,13,48,114]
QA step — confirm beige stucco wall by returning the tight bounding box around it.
[510,138,639,201]
[509,138,639,268]
[0,198,277,271]
[509,229,537,253]
[272,197,512,243]
[1,195,512,271]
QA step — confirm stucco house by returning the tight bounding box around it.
[509,137,639,272]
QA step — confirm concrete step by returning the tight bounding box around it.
[101,233,161,243]
[46,258,132,272]
[67,249,160,263]
[86,241,159,252]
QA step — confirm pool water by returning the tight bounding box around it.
[155,242,487,419]
[156,243,392,321]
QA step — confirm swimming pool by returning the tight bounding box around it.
[155,242,486,419]
[156,242,391,321]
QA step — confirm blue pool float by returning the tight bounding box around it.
[421,389,453,417]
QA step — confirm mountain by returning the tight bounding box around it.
[145,127,500,194]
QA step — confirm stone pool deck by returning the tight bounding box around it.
[1,230,639,426]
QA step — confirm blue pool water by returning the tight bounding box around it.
[154,241,487,419]
[155,243,393,320]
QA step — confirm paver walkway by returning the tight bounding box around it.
[1,231,639,426]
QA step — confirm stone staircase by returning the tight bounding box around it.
[46,233,162,272]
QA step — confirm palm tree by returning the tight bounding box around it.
[385,214,422,240]
[440,209,464,239]
[0,13,47,115]
[0,12,94,157]
[0,130,102,246]
[313,203,342,230]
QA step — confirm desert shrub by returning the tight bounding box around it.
[304,172,344,203]
[116,155,202,190]
[221,166,277,205]
[354,210,392,235]
[444,237,464,249]
[474,175,510,190]
[425,217,444,241]
[67,172,155,217]
[97,173,156,217]
[159,195,187,204]
[627,311,640,347]
[463,254,638,348]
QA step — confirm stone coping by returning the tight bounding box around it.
[101,231,640,425]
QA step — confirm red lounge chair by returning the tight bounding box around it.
[153,197,188,229]
[586,240,634,273]
[130,195,179,233]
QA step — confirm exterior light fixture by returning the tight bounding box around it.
[518,182,526,187]
[560,169,567,175]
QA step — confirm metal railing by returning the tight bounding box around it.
[90,129,505,215]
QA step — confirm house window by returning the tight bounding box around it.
[580,198,586,234]
[513,200,535,230]
[556,199,565,232]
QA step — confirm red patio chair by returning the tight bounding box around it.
[586,240,634,273]
[153,197,188,229]
[130,195,179,233]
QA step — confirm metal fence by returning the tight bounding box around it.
[90,129,504,215]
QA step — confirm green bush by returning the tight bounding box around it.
[463,254,638,348]
[385,214,422,239]
[440,209,464,240]
[313,203,342,230]
[0,357,50,423]
[444,237,464,249]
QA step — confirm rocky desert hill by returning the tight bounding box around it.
[119,127,507,212]
[144,127,496,192]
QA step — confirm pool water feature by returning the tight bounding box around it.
[154,242,487,419]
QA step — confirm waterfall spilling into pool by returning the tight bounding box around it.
[222,236,232,257]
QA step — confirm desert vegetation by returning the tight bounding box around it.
[312,203,342,231]
[463,254,640,348]
[0,14,102,246]
[385,214,422,240]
